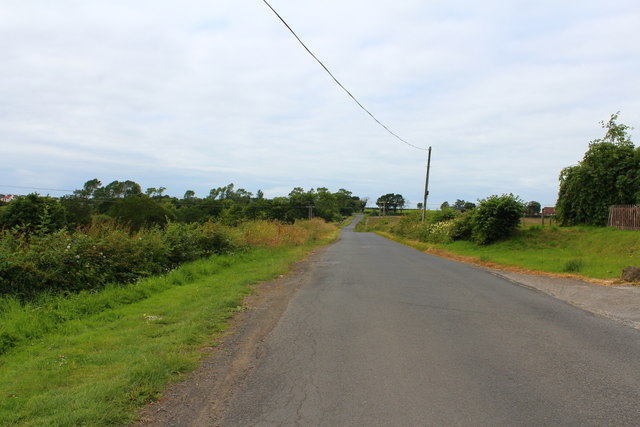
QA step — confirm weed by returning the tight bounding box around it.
[563,259,584,273]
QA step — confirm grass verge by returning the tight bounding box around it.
[368,226,640,282]
[0,230,337,426]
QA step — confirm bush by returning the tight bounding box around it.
[410,220,455,244]
[450,212,473,241]
[0,194,67,234]
[471,194,524,244]
[0,219,335,300]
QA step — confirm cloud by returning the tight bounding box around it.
[0,0,638,208]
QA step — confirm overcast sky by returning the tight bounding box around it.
[1,1,639,208]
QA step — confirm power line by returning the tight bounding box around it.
[261,0,428,152]
[0,184,74,192]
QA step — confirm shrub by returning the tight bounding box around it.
[0,219,334,300]
[0,194,67,234]
[450,212,473,241]
[471,194,524,245]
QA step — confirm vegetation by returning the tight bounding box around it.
[557,112,639,226]
[0,179,365,301]
[470,194,524,244]
[375,193,406,213]
[357,212,639,280]
[440,199,476,212]
[524,201,541,216]
[361,194,523,246]
[430,225,639,279]
[0,219,337,426]
[0,181,367,232]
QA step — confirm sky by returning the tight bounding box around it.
[1,0,639,208]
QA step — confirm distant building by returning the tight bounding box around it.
[0,194,16,203]
[542,207,556,216]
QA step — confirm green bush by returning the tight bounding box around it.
[0,218,328,300]
[409,220,455,244]
[0,221,240,300]
[471,194,524,245]
[0,194,67,234]
[450,212,473,241]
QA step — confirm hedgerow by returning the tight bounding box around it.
[0,219,331,300]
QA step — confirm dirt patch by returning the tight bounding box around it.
[135,245,329,427]
[423,247,625,287]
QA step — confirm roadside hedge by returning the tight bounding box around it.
[0,219,333,300]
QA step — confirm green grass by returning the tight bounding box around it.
[0,235,336,426]
[436,226,640,279]
[365,224,640,280]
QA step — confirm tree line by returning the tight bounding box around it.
[0,181,367,233]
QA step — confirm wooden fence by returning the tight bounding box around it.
[608,205,640,231]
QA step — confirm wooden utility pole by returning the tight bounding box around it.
[421,146,432,223]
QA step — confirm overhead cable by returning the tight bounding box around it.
[261,0,428,151]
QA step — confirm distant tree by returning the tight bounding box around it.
[557,113,638,226]
[376,193,405,213]
[417,202,423,210]
[73,178,102,198]
[183,190,196,200]
[314,187,340,221]
[525,201,541,216]
[60,195,93,226]
[440,201,450,210]
[1,193,67,233]
[108,195,176,231]
[451,199,476,212]
[360,197,370,210]
[121,181,143,198]
[145,186,166,198]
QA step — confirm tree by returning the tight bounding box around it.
[440,201,450,210]
[1,193,67,233]
[108,195,176,231]
[525,201,541,216]
[183,190,196,200]
[145,186,166,198]
[453,199,466,211]
[376,193,405,213]
[314,187,340,221]
[73,178,102,198]
[557,113,638,226]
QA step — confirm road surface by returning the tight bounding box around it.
[218,216,640,426]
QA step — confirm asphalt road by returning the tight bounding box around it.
[219,216,640,426]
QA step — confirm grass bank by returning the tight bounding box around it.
[435,225,640,280]
[0,224,337,426]
[359,216,640,281]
